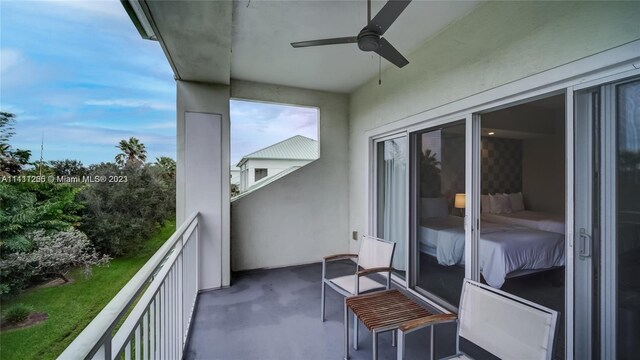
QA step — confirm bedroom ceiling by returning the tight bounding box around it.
[482,94,565,139]
[143,0,482,93]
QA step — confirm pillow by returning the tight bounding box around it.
[421,197,449,219]
[508,192,525,212]
[481,195,491,213]
[489,193,512,214]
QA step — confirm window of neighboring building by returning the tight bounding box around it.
[255,168,268,181]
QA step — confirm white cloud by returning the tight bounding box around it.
[145,121,176,129]
[0,49,23,74]
[85,99,174,111]
[39,0,128,19]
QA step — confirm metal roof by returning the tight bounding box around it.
[237,135,318,167]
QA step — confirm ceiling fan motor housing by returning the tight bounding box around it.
[357,28,380,52]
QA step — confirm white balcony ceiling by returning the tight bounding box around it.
[147,0,482,93]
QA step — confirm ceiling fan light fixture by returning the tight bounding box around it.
[357,33,380,52]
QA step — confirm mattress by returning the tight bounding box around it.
[419,221,565,288]
[481,211,565,235]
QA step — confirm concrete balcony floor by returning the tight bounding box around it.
[184,262,490,360]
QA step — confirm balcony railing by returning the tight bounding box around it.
[59,213,200,360]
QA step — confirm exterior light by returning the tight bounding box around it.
[121,0,157,41]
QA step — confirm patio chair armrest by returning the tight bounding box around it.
[323,253,358,262]
[399,313,458,332]
[356,267,394,277]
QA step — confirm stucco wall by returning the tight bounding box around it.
[523,111,566,215]
[230,80,349,271]
[348,1,640,252]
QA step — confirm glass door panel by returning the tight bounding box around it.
[574,76,640,360]
[376,136,408,279]
[615,79,640,358]
[411,121,466,305]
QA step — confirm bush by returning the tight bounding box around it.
[0,229,110,294]
[3,303,32,324]
[78,163,175,256]
[0,182,82,253]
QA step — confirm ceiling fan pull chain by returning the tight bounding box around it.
[379,54,382,85]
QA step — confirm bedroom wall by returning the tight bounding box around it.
[229,80,350,271]
[522,111,566,214]
[348,1,640,253]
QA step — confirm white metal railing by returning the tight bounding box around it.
[59,213,200,360]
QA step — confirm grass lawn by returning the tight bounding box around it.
[0,221,176,360]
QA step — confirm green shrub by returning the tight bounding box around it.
[3,303,32,324]
[0,182,82,253]
[78,163,175,256]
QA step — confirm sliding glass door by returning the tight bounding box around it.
[410,121,468,306]
[375,136,408,279]
[574,76,640,359]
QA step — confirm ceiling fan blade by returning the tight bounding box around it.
[367,0,411,35]
[291,36,358,48]
[375,37,409,68]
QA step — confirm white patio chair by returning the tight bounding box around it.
[397,278,559,360]
[321,235,395,347]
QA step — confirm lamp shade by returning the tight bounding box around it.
[454,193,466,209]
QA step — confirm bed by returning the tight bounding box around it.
[419,219,565,288]
[481,210,565,235]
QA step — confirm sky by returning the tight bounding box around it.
[0,0,318,166]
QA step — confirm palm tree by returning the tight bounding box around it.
[115,137,147,167]
[420,149,442,197]
[155,156,176,178]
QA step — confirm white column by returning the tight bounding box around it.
[177,81,230,290]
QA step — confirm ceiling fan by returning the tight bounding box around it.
[290,0,412,68]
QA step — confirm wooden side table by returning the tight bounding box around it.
[344,289,436,360]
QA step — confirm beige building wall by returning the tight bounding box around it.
[348,1,640,253]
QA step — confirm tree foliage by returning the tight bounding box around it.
[419,149,442,198]
[78,163,175,256]
[155,156,176,179]
[0,229,109,294]
[115,137,147,168]
[0,182,82,253]
[0,112,32,176]
[0,112,16,145]
[49,159,87,177]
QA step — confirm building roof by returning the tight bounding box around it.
[236,135,318,167]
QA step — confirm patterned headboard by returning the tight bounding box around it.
[481,137,522,194]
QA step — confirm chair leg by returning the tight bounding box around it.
[430,325,436,360]
[372,330,378,360]
[344,301,349,360]
[321,281,326,322]
[353,313,358,350]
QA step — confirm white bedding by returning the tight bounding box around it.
[419,221,565,288]
[481,210,565,235]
